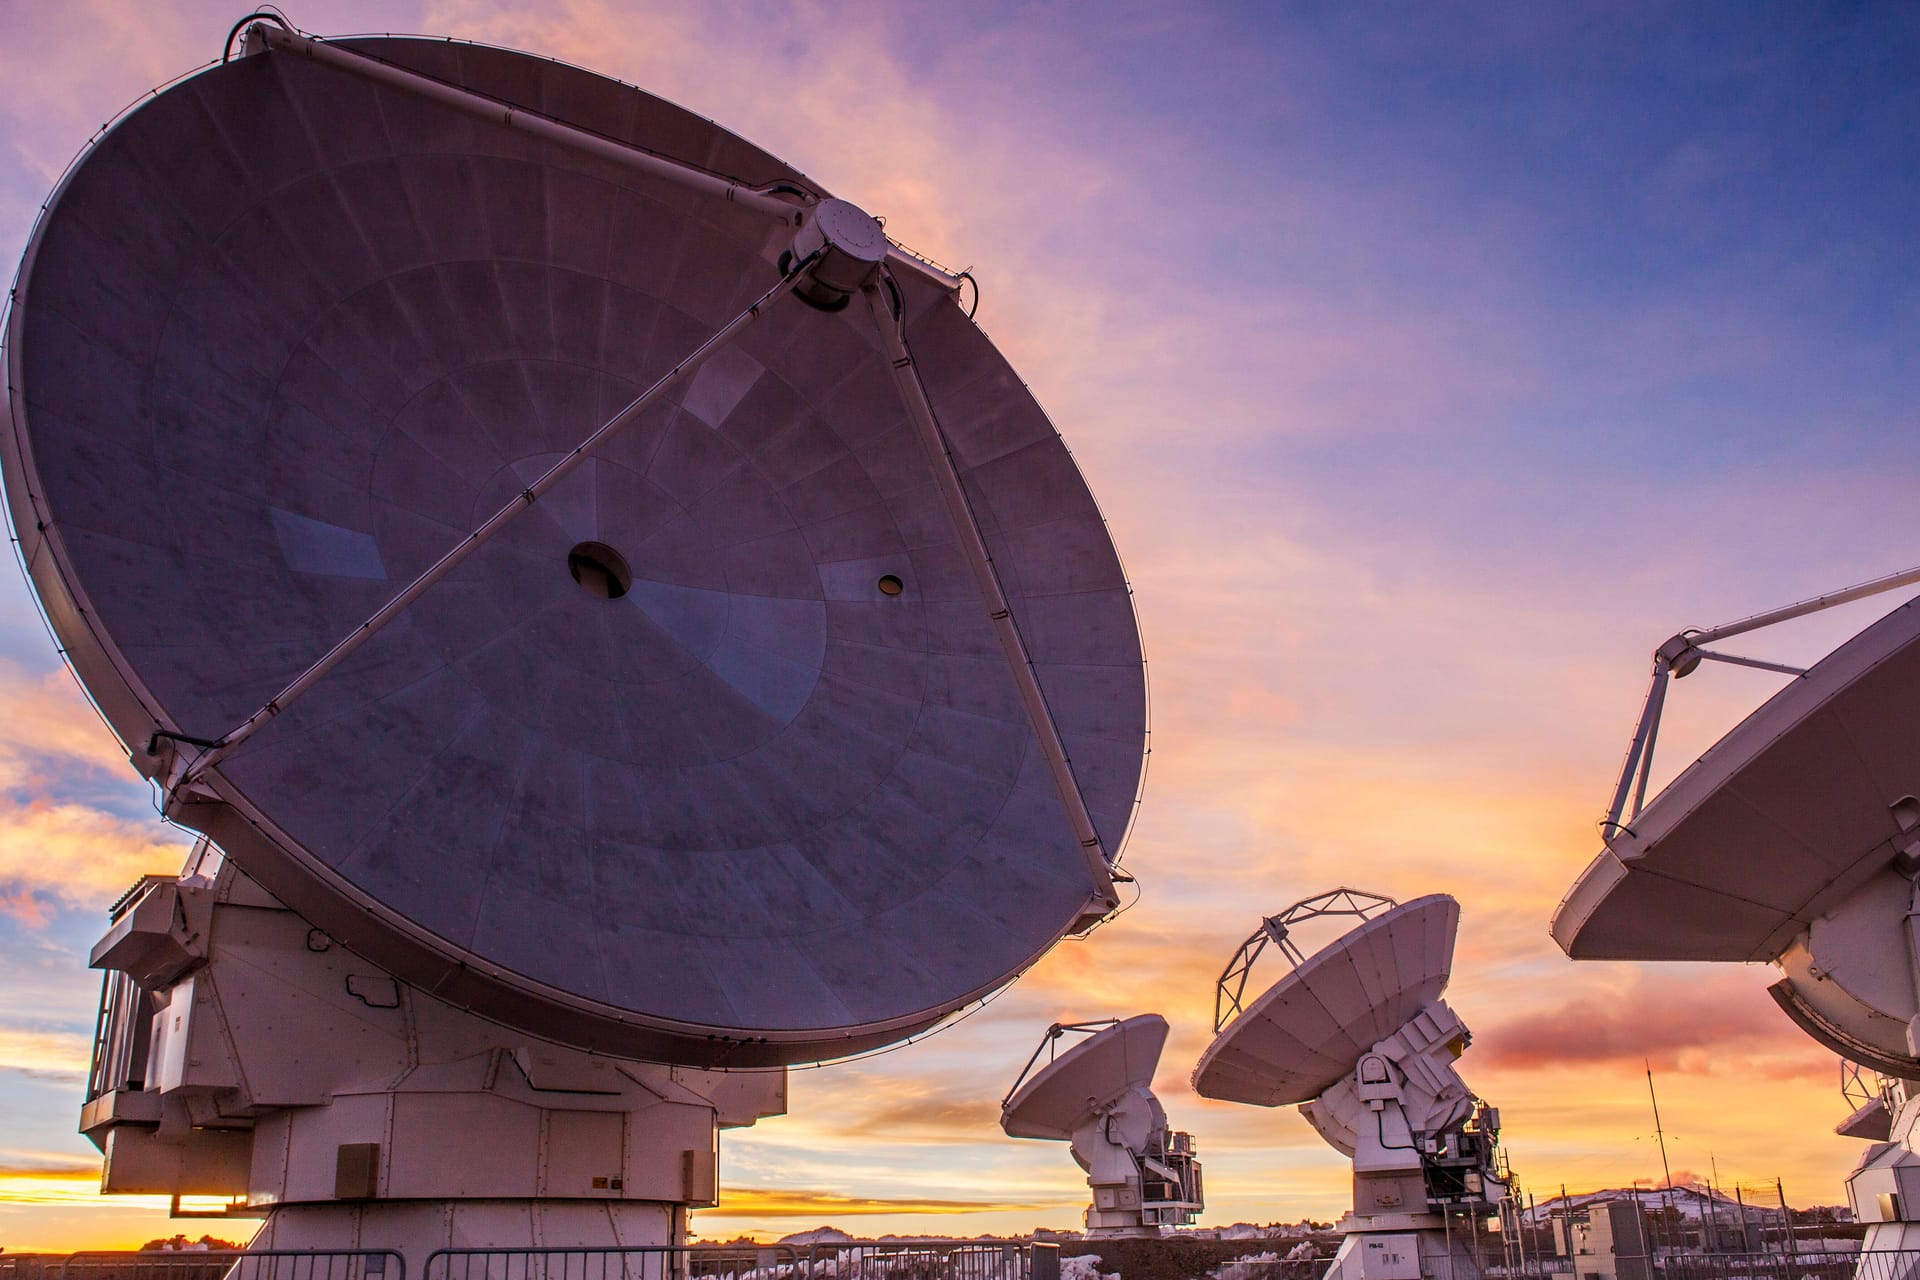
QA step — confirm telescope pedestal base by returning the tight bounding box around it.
[251,1199,681,1275]
[1081,1224,1161,1240]
[1863,1223,1920,1251]
[1325,1222,1482,1280]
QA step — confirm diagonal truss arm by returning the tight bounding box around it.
[863,275,1119,916]
[248,22,807,223]
[171,266,806,789]
[1602,562,1920,836]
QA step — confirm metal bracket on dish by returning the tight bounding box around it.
[1601,562,1920,840]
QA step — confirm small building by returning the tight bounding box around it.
[1565,1201,1653,1280]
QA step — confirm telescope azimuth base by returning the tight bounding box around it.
[84,844,786,1271]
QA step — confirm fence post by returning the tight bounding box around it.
[1028,1244,1059,1280]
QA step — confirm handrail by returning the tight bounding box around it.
[56,1250,404,1280]
[424,1245,807,1280]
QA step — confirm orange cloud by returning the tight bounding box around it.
[706,1186,1068,1220]
[0,659,135,781]
[0,797,190,919]
[0,654,185,917]
[0,1151,106,1207]
[0,886,52,927]
[0,657,191,924]
[0,1026,92,1081]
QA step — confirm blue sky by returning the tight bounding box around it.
[1,0,1917,1250]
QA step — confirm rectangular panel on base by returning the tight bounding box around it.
[1359,1235,1421,1280]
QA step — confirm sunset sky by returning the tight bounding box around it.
[4,0,1920,1254]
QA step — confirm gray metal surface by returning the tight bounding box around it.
[1191,895,1459,1107]
[1554,597,1920,964]
[2,36,1145,1066]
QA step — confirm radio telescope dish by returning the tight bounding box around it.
[1193,891,1510,1280]
[1554,596,1920,968]
[2,24,1145,1069]
[1003,1014,1169,1140]
[1550,573,1920,1255]
[1193,893,1459,1107]
[1001,1016,1203,1236]
[1552,592,1920,1071]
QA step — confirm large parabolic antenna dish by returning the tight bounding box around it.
[2,28,1145,1067]
[1553,593,1920,1072]
[1192,895,1460,1107]
[1555,598,1920,967]
[1002,1014,1169,1140]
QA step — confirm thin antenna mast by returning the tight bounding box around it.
[1647,1062,1676,1205]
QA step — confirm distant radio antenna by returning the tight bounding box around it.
[1193,893,1514,1280]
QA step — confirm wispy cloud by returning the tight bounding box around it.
[0,1148,97,1176]
[0,659,134,781]
[0,1150,103,1206]
[0,659,191,923]
[0,1025,91,1081]
[706,1186,1070,1220]
[0,796,189,923]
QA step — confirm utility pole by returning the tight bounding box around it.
[1778,1177,1797,1258]
[1647,1063,1676,1193]
[1704,1159,1722,1252]
[1712,1159,1728,1251]
[1528,1191,1541,1278]
[1646,1063,1677,1264]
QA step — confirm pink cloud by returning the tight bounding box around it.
[1474,971,1821,1077]
[0,888,51,928]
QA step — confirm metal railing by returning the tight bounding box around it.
[1200,1255,1328,1280]
[1642,1250,1901,1280]
[814,1244,1030,1280]
[26,1241,1056,1280]
[55,1250,403,1280]
[424,1247,805,1280]
[420,1244,1045,1280]
[1484,1248,1905,1280]
[0,1257,63,1280]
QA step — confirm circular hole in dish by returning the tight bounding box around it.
[877,574,904,597]
[568,542,633,600]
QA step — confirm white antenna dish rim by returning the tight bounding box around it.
[1000,1012,1168,1141]
[1192,893,1459,1108]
